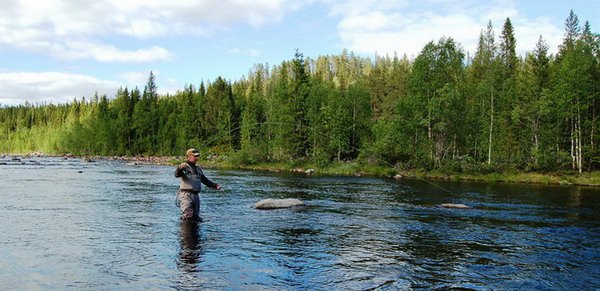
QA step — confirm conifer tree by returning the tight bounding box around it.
[290,50,310,158]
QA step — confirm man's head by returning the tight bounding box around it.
[186,148,200,162]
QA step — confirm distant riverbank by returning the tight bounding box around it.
[3,153,600,187]
[200,157,600,187]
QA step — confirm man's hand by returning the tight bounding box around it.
[176,163,188,176]
[215,184,221,190]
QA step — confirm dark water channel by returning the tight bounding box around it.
[0,157,599,289]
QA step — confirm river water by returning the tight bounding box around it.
[0,157,598,289]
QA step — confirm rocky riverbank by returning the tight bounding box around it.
[0,153,180,166]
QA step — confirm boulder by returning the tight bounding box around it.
[305,168,315,175]
[254,198,305,209]
[440,203,470,209]
[394,174,403,179]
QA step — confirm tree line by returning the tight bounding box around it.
[1,11,598,173]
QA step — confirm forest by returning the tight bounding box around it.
[1,11,599,174]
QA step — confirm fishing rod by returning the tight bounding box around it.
[196,121,301,150]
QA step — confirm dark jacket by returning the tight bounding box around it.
[175,161,218,192]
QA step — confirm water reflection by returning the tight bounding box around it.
[178,220,202,273]
[568,187,582,208]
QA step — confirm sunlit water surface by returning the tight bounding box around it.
[0,157,598,289]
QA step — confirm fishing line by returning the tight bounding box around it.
[196,121,300,150]
[194,120,457,195]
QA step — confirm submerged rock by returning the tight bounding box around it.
[441,203,470,209]
[254,198,305,209]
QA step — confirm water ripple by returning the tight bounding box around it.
[0,158,598,289]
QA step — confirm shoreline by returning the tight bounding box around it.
[3,153,600,187]
[199,158,600,187]
[0,153,179,166]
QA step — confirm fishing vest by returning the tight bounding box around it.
[179,163,204,192]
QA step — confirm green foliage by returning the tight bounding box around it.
[406,37,466,166]
[0,11,599,175]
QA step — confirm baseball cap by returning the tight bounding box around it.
[186,148,200,157]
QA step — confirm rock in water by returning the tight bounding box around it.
[254,198,305,209]
[441,203,470,209]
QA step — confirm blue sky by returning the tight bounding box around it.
[0,0,598,105]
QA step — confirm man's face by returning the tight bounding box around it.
[188,155,198,162]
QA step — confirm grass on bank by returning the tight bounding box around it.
[196,155,600,187]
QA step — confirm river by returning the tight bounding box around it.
[0,156,598,289]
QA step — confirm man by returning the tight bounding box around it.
[175,148,221,220]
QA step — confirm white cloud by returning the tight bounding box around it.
[59,41,174,62]
[0,72,120,105]
[0,69,189,105]
[0,0,296,62]
[119,71,149,87]
[513,16,563,56]
[332,0,564,58]
[108,0,291,32]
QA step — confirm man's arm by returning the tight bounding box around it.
[174,163,187,177]
[200,171,220,190]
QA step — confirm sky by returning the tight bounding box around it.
[0,0,598,105]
